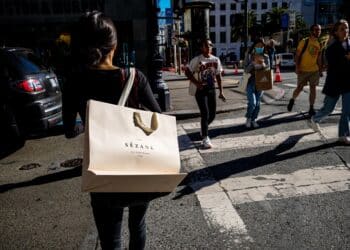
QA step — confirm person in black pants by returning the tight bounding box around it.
[62,11,161,250]
[185,39,225,149]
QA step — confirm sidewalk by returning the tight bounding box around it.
[162,70,285,119]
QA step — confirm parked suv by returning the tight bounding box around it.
[0,47,62,141]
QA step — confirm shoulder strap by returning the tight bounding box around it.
[297,38,309,65]
[118,67,136,106]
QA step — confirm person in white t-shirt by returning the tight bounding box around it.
[185,39,225,149]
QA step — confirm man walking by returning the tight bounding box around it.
[287,24,323,116]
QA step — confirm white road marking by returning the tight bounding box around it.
[178,125,253,243]
[283,83,323,91]
[197,126,337,153]
[181,112,301,130]
[220,165,350,205]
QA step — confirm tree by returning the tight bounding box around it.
[230,11,258,42]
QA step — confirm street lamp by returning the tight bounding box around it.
[149,0,171,112]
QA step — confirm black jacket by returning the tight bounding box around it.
[323,39,350,97]
[62,68,161,138]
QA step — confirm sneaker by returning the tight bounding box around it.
[307,119,321,133]
[287,98,294,112]
[252,120,259,128]
[202,136,213,149]
[338,136,350,145]
[308,107,316,116]
[245,118,252,128]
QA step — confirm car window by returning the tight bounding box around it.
[9,50,48,75]
[282,54,294,60]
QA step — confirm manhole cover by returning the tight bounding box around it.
[60,158,83,168]
[19,163,41,170]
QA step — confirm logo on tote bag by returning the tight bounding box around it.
[133,112,159,136]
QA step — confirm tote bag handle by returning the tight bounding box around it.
[118,67,136,106]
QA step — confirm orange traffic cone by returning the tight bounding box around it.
[274,64,282,83]
[234,64,239,75]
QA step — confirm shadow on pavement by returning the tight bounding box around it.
[0,166,82,193]
[174,134,338,200]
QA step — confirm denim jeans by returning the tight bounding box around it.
[91,194,149,250]
[339,92,350,137]
[312,93,350,137]
[195,87,216,137]
[245,81,263,121]
[312,95,339,123]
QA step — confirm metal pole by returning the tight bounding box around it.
[244,0,248,53]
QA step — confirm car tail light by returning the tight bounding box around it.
[17,79,45,92]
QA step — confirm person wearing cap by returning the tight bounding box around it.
[185,39,225,149]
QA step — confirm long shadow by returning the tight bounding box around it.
[187,112,308,140]
[0,166,82,193]
[174,134,338,200]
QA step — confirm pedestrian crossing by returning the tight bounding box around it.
[177,111,350,245]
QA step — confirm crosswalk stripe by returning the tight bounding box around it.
[220,165,350,205]
[283,83,323,91]
[178,125,252,242]
[196,125,337,153]
[181,112,301,130]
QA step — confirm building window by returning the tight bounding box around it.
[41,1,51,15]
[241,2,246,10]
[272,2,278,8]
[72,0,81,13]
[53,0,64,14]
[210,32,216,43]
[251,3,257,10]
[220,15,226,27]
[261,14,267,25]
[282,2,288,8]
[261,2,268,9]
[220,3,225,11]
[210,15,215,27]
[230,3,236,10]
[220,32,226,43]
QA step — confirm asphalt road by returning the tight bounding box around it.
[0,70,349,249]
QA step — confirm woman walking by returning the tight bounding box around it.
[63,11,162,249]
[308,19,350,145]
[243,38,270,128]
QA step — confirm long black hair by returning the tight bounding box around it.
[71,11,117,66]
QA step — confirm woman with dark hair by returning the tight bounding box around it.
[185,39,225,149]
[308,19,350,145]
[243,38,270,128]
[62,11,161,249]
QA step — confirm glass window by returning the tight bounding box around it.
[9,50,48,75]
[282,2,288,8]
[53,0,63,14]
[210,32,216,43]
[272,2,278,8]
[261,2,268,9]
[210,15,215,27]
[72,0,81,13]
[220,4,225,11]
[251,3,257,10]
[241,2,246,10]
[220,32,226,43]
[220,15,226,27]
[230,3,236,10]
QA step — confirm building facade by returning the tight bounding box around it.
[208,0,344,60]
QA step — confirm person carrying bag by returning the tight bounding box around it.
[62,11,185,250]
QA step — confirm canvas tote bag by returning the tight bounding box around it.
[236,72,251,94]
[82,68,186,192]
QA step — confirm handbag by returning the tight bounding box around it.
[82,67,186,192]
[236,72,251,93]
[255,69,273,91]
